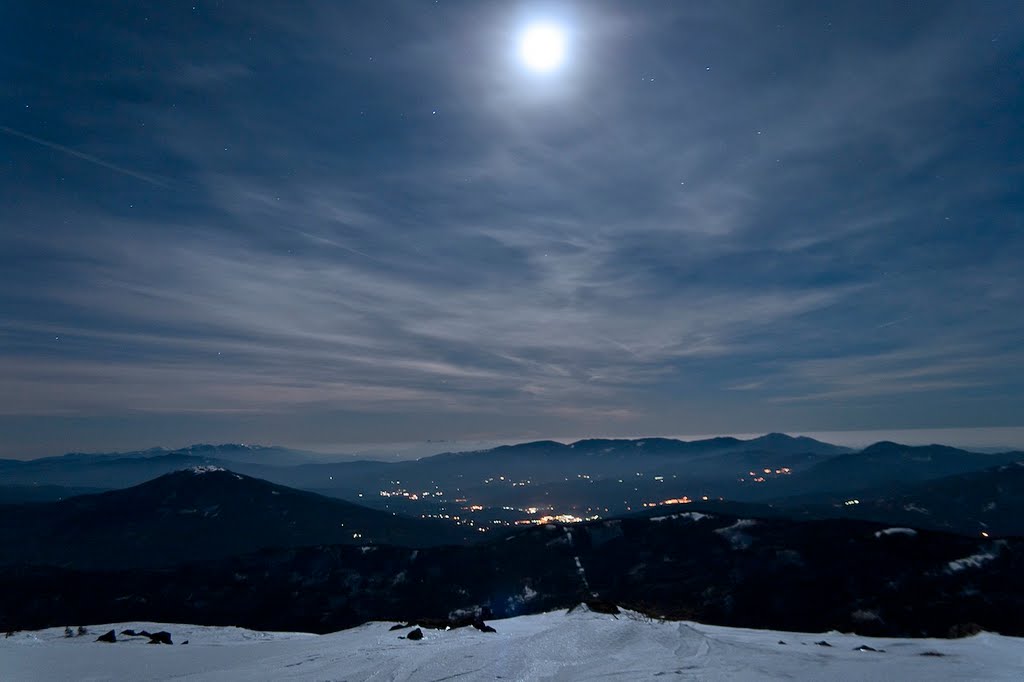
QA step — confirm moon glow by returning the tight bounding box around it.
[518,23,567,73]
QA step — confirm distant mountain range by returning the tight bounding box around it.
[0,433,852,491]
[0,484,106,504]
[771,441,1024,493]
[0,467,472,570]
[5,443,323,466]
[691,460,1024,537]
[0,444,320,492]
[2,443,1024,638]
[1,433,1020,538]
[840,461,1024,536]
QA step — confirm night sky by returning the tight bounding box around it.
[2,1,1023,457]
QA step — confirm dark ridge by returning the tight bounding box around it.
[1,513,1021,638]
[0,468,475,570]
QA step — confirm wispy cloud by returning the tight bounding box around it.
[2,1,1022,453]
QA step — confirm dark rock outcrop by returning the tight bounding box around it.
[948,622,983,638]
[584,599,620,615]
[95,630,116,643]
[147,631,172,645]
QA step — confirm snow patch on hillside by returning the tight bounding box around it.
[651,511,709,522]
[714,519,757,549]
[506,584,539,612]
[875,528,918,538]
[948,543,1005,573]
[188,465,226,475]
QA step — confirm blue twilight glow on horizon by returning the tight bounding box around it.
[1,1,1023,457]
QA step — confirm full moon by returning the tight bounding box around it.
[518,23,567,73]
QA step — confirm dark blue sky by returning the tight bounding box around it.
[2,1,1023,457]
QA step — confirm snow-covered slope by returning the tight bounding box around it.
[2,608,1021,681]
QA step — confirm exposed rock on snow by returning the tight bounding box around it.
[146,631,172,645]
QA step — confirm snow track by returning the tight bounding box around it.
[563,526,594,596]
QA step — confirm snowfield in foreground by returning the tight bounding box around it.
[2,608,1022,681]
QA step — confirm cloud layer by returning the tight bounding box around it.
[1,1,1022,455]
